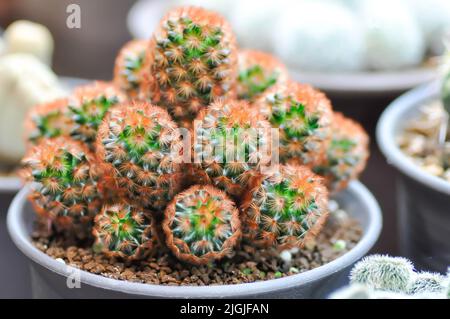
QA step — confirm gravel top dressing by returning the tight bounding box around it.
[32,205,362,286]
[398,100,450,182]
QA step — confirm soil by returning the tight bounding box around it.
[398,100,450,182]
[32,206,362,286]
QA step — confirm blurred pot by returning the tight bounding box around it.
[7,182,381,299]
[377,81,450,272]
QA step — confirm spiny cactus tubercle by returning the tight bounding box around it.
[237,50,289,101]
[147,6,238,124]
[313,112,369,193]
[93,203,156,260]
[68,81,126,145]
[255,82,332,167]
[22,138,102,227]
[114,40,148,98]
[193,99,272,197]
[25,98,72,144]
[241,164,329,250]
[96,102,183,210]
[162,185,241,265]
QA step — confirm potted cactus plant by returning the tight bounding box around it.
[377,49,450,272]
[330,255,450,299]
[7,6,381,298]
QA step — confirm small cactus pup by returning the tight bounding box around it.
[162,185,241,265]
[241,164,329,250]
[313,112,369,193]
[192,99,273,198]
[93,203,157,260]
[407,272,447,295]
[255,82,333,167]
[146,6,238,125]
[350,255,415,293]
[68,81,126,146]
[24,98,72,145]
[114,40,148,99]
[237,49,289,101]
[96,101,183,211]
[22,137,103,238]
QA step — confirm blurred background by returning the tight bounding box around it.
[1,0,450,256]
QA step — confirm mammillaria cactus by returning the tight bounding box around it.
[350,255,415,293]
[407,272,447,295]
[192,99,272,198]
[237,50,289,101]
[22,137,102,236]
[146,6,238,126]
[68,81,126,145]
[114,40,148,99]
[96,102,183,211]
[313,112,369,193]
[241,164,329,250]
[162,185,241,265]
[25,98,72,144]
[255,82,333,167]
[93,203,157,260]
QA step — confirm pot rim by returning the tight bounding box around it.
[7,181,381,298]
[376,81,450,195]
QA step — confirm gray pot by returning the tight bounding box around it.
[7,181,381,299]
[377,81,450,273]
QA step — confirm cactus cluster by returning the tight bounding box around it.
[332,255,450,299]
[22,6,369,266]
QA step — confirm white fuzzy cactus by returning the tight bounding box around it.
[408,272,447,295]
[350,255,415,293]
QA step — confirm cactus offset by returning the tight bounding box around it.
[255,82,332,166]
[350,255,415,293]
[68,81,126,145]
[93,203,157,260]
[313,112,369,193]
[241,164,329,250]
[114,40,148,99]
[162,185,241,265]
[146,6,238,125]
[22,137,102,237]
[96,102,183,211]
[193,100,272,198]
[408,272,446,295]
[25,98,72,144]
[237,50,289,101]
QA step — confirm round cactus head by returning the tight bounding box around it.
[93,203,156,260]
[193,99,273,197]
[146,6,238,125]
[96,101,183,210]
[408,272,446,295]
[68,81,126,145]
[114,40,148,98]
[313,112,369,193]
[350,255,415,293]
[25,98,72,144]
[255,82,333,166]
[237,49,289,101]
[22,137,102,235]
[241,164,329,250]
[162,185,241,265]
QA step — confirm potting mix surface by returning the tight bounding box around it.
[398,100,450,182]
[32,207,362,286]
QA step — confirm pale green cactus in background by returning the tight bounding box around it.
[350,255,415,293]
[408,272,446,295]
